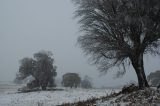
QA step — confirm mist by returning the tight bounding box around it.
[1,0,160,88]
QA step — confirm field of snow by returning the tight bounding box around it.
[0,82,119,106]
[96,87,160,106]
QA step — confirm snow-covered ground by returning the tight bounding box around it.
[96,87,160,106]
[0,82,119,106]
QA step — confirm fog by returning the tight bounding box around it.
[1,0,160,88]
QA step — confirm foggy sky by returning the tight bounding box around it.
[1,0,160,87]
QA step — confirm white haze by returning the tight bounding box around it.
[0,0,160,88]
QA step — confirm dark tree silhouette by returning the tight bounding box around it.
[16,51,57,90]
[62,73,81,88]
[73,0,160,89]
[81,75,92,89]
[34,51,57,90]
[18,58,36,80]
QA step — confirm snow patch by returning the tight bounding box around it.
[0,87,118,106]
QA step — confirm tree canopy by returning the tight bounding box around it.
[16,50,57,90]
[81,75,93,89]
[62,73,81,88]
[72,0,160,88]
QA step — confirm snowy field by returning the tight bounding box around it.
[0,82,119,106]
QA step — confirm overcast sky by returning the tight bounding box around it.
[1,0,160,87]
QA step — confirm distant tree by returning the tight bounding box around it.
[81,75,92,89]
[33,51,57,90]
[62,73,81,88]
[16,50,57,90]
[147,70,160,87]
[72,0,160,89]
[18,58,36,80]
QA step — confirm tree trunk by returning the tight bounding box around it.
[41,86,46,90]
[131,53,149,89]
[41,81,48,90]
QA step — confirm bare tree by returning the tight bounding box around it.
[72,0,160,89]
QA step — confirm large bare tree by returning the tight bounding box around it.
[72,0,160,89]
